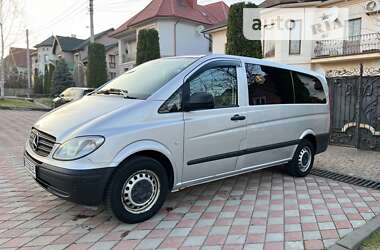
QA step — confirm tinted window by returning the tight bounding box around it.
[187,66,238,109]
[245,64,294,105]
[292,72,326,103]
[159,89,182,113]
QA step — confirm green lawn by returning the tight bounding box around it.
[34,97,53,108]
[361,229,380,250]
[0,98,41,109]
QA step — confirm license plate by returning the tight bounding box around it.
[24,156,36,179]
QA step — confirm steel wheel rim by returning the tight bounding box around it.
[121,170,160,214]
[298,146,312,172]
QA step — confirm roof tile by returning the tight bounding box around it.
[111,0,229,36]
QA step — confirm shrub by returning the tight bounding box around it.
[87,43,108,88]
[136,29,160,65]
[51,59,74,96]
[226,2,262,58]
[33,69,44,94]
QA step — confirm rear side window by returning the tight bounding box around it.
[245,63,294,105]
[292,72,326,103]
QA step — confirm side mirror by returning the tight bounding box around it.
[183,92,214,111]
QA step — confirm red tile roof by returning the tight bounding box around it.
[8,47,36,68]
[111,0,229,36]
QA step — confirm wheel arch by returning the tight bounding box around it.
[110,140,178,191]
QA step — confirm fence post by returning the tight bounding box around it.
[355,64,363,149]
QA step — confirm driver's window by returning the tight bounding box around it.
[188,66,238,109]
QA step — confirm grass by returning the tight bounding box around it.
[361,229,380,250]
[0,98,41,109]
[34,97,53,108]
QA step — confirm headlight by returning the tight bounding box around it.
[53,136,105,160]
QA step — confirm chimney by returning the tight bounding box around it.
[186,0,197,8]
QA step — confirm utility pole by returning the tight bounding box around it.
[89,0,94,43]
[0,22,4,99]
[26,29,31,97]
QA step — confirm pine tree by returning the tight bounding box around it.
[87,43,108,88]
[51,59,74,95]
[226,2,262,58]
[136,29,160,65]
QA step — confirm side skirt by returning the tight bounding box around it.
[172,158,291,192]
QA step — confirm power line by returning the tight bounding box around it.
[29,0,88,35]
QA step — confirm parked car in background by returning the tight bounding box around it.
[52,87,94,108]
[24,55,330,224]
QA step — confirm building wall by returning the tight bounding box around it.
[261,0,380,74]
[36,46,55,75]
[174,21,210,56]
[157,20,175,56]
[210,29,227,54]
[106,46,119,80]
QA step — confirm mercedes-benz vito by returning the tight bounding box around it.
[24,55,330,223]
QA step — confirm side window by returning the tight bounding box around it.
[292,72,326,103]
[159,89,182,113]
[187,66,238,109]
[245,63,294,105]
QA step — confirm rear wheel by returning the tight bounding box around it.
[287,139,315,177]
[106,156,169,223]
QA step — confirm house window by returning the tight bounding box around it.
[263,25,275,57]
[348,18,361,38]
[109,55,116,69]
[345,18,362,54]
[109,72,117,79]
[289,20,301,55]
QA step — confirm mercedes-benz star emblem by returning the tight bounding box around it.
[32,131,40,151]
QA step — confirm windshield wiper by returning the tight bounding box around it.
[95,88,130,98]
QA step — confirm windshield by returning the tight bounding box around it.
[97,57,198,99]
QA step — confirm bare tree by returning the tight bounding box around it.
[0,0,25,98]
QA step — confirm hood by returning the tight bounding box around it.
[34,95,141,142]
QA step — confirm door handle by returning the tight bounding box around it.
[231,114,246,121]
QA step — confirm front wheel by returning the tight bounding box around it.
[106,156,169,223]
[287,139,315,177]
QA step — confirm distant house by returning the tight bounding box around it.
[34,36,55,76]
[4,47,35,88]
[111,0,229,73]
[203,21,227,54]
[52,35,86,72]
[5,47,35,78]
[72,28,119,86]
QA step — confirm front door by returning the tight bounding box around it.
[182,60,247,183]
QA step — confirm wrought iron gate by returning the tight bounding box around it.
[328,65,380,150]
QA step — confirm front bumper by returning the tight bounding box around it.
[25,152,114,206]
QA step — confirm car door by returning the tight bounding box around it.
[237,63,298,170]
[182,60,247,183]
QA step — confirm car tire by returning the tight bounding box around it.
[105,156,169,223]
[287,139,315,177]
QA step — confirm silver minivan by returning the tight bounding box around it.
[24,55,330,223]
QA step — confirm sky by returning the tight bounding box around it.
[4,0,263,54]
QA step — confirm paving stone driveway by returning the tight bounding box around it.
[0,110,380,250]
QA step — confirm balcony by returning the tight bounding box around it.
[312,32,380,58]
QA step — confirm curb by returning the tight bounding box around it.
[0,106,51,112]
[328,214,380,250]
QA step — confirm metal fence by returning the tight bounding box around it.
[328,64,380,151]
[313,32,380,58]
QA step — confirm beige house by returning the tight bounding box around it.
[259,0,380,76]
[203,21,228,54]
[49,29,119,86]
[111,0,229,74]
